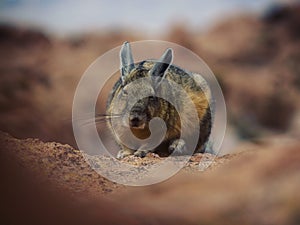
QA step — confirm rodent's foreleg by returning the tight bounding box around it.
[116,148,135,159]
[132,142,157,158]
[133,148,152,158]
[168,139,187,155]
[117,146,154,159]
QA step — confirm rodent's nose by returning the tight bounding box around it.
[130,117,139,123]
[129,116,140,127]
[129,113,145,127]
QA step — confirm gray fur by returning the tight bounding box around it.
[107,42,212,159]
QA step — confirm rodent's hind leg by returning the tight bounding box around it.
[116,148,135,159]
[168,139,187,155]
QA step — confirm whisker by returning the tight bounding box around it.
[72,113,121,122]
[78,114,122,126]
[95,113,122,118]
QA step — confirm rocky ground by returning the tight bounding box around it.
[1,131,300,225]
[0,131,231,196]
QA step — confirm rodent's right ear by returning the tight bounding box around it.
[120,41,135,83]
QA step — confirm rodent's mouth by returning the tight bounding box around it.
[130,123,146,130]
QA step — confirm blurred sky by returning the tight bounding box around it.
[0,0,286,37]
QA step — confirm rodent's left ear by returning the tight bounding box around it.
[149,48,173,78]
[120,41,135,83]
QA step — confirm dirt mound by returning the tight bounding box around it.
[0,131,229,195]
[1,131,300,225]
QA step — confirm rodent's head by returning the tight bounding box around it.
[113,42,173,130]
[118,82,156,129]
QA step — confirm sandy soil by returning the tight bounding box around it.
[1,131,300,225]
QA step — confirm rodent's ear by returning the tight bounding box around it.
[149,48,173,84]
[120,41,135,83]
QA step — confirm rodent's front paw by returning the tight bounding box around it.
[169,139,187,155]
[133,150,148,158]
[116,149,133,159]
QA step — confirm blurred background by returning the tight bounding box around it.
[0,0,299,154]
